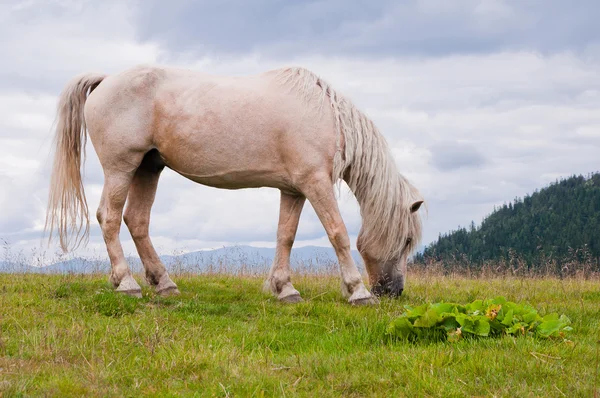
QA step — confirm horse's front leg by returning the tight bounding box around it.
[302,176,378,305]
[264,191,305,303]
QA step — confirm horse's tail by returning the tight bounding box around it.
[45,73,106,252]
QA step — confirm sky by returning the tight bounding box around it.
[1,0,599,263]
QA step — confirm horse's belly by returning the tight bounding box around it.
[165,161,290,190]
[156,136,294,190]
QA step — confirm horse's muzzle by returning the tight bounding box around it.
[371,278,403,298]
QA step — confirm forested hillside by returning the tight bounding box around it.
[416,173,600,271]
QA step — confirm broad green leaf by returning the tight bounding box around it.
[431,302,456,316]
[542,313,559,322]
[414,308,442,327]
[439,315,460,332]
[501,309,514,326]
[387,318,414,339]
[405,304,428,320]
[522,310,541,324]
[466,300,484,314]
[537,314,572,338]
[536,319,562,338]
[472,317,491,336]
[455,313,471,327]
[455,314,490,336]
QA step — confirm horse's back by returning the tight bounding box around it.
[85,64,337,190]
[153,67,336,189]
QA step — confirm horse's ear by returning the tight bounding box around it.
[410,200,424,213]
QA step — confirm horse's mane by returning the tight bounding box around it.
[275,67,423,260]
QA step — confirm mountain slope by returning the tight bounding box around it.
[3,245,364,274]
[417,172,600,268]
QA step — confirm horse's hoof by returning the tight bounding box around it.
[116,275,142,298]
[275,284,302,303]
[349,295,379,306]
[279,293,303,304]
[348,285,379,306]
[157,286,181,297]
[154,274,179,297]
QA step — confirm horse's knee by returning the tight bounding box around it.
[123,210,148,240]
[97,206,123,238]
[327,227,351,253]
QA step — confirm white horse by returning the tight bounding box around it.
[45,65,424,305]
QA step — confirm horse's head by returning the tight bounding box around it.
[357,199,424,297]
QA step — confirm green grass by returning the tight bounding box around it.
[0,273,598,397]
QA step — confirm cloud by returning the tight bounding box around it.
[0,0,599,264]
[0,1,160,94]
[133,0,600,58]
[429,141,487,171]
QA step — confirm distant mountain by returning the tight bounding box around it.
[2,245,364,274]
[416,172,600,270]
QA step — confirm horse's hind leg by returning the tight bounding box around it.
[97,165,144,297]
[265,192,305,303]
[123,151,179,297]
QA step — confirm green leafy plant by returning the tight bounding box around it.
[386,297,572,342]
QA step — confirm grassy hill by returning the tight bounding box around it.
[416,172,600,273]
[0,273,598,396]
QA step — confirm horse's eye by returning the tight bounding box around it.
[406,238,412,245]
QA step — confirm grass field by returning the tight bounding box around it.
[0,272,599,397]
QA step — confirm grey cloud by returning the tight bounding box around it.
[133,0,600,59]
[133,0,385,55]
[429,141,487,171]
[0,1,158,95]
